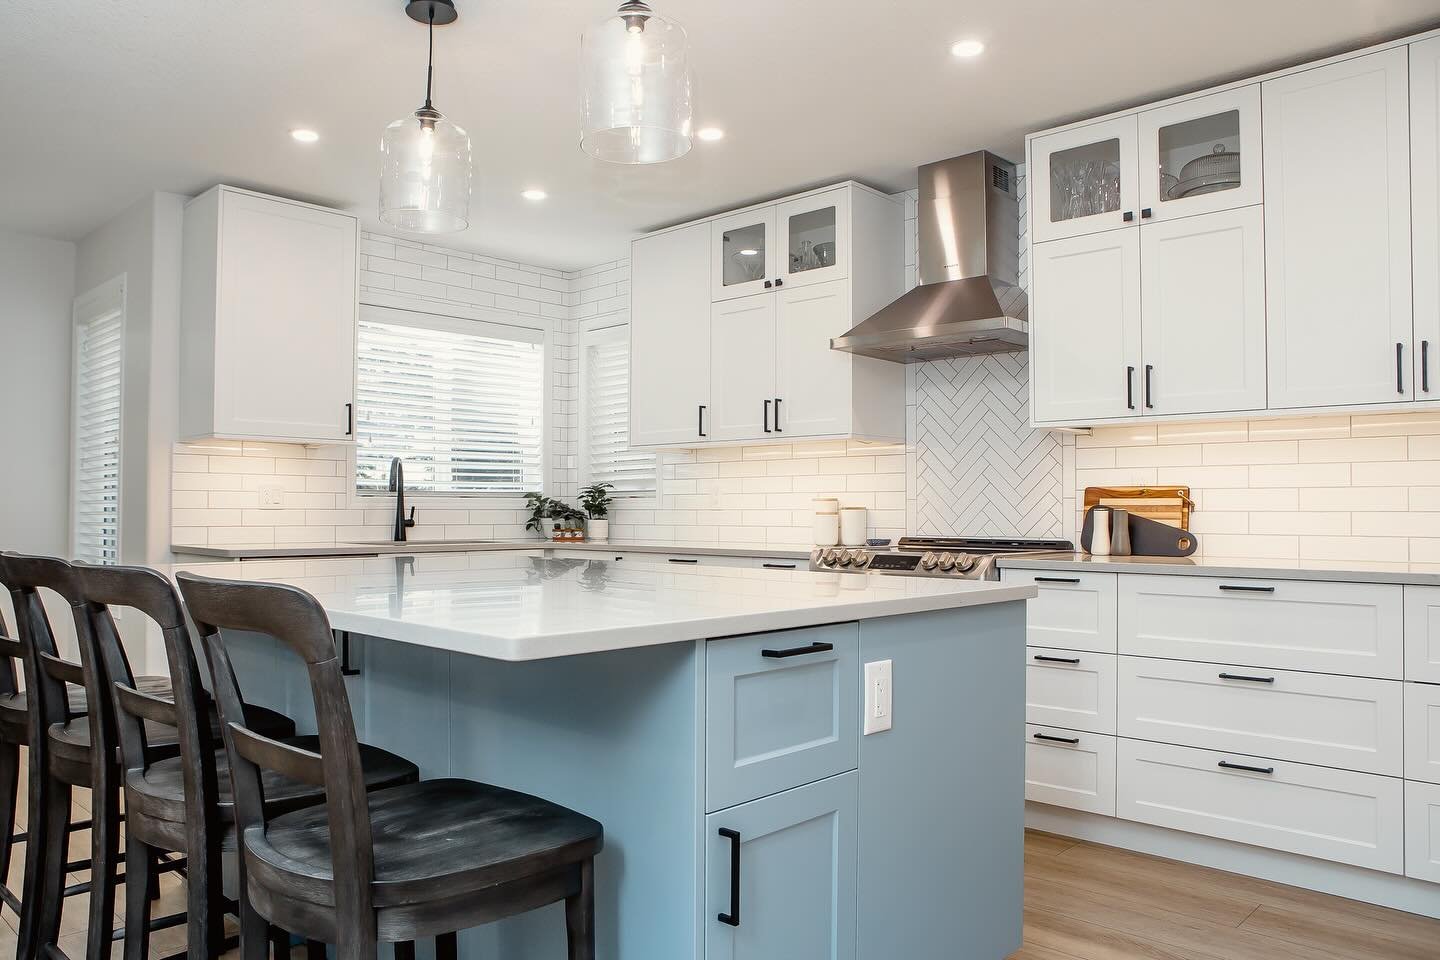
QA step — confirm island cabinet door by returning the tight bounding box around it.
[706,623,859,811]
[706,772,858,960]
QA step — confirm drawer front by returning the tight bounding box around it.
[1404,780,1440,883]
[1404,586,1440,683]
[1001,570,1117,653]
[1118,575,1403,678]
[1405,682,1440,784]
[1118,656,1403,776]
[706,623,859,811]
[1026,647,1117,734]
[1117,738,1404,873]
[1025,724,1117,816]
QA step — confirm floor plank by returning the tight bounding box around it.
[1239,903,1440,960]
[1026,830,1081,858]
[1025,848,1260,928]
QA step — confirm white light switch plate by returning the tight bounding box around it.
[864,659,893,735]
[258,484,285,508]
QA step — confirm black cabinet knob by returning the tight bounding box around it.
[763,280,773,288]
[1141,208,1153,219]
[1122,211,1134,222]
[774,277,784,286]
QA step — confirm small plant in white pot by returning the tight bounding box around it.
[579,482,614,543]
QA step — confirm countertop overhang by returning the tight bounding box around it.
[171,539,813,561]
[996,551,1440,586]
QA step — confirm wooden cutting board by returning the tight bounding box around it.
[1083,485,1194,530]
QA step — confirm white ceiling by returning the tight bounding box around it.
[3,1,1437,271]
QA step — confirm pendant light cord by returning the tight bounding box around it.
[424,7,435,110]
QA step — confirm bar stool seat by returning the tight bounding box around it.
[130,736,418,826]
[249,778,602,909]
[44,698,294,764]
[0,676,169,744]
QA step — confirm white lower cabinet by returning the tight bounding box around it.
[1025,724,1117,816]
[1026,648,1117,734]
[1405,780,1440,883]
[1118,656,1404,776]
[1404,585,1440,683]
[1117,738,1404,874]
[1001,570,1118,653]
[1405,682,1440,784]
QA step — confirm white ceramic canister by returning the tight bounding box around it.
[839,507,867,547]
[813,512,840,547]
[1090,507,1112,557]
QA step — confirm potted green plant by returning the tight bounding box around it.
[526,493,590,542]
[579,482,615,542]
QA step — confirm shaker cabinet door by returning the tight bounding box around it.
[1030,116,1140,243]
[1263,48,1413,409]
[776,280,852,438]
[1413,36,1440,401]
[710,294,778,442]
[630,224,712,446]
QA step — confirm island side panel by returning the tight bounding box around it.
[856,602,1026,960]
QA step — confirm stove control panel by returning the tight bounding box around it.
[810,547,992,579]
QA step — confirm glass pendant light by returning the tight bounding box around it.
[380,0,472,233]
[580,1,693,164]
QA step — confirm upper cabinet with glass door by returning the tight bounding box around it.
[1031,116,1140,242]
[712,207,777,300]
[712,188,852,300]
[1139,85,1262,222]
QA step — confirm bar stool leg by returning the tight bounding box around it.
[0,741,20,895]
[181,825,218,958]
[565,859,595,960]
[435,933,458,960]
[32,779,71,954]
[122,837,154,960]
[86,771,122,960]
[15,747,46,960]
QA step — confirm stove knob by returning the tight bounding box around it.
[840,550,858,566]
[954,552,978,573]
[810,547,826,566]
[919,551,939,570]
[823,549,842,566]
[937,552,956,571]
[851,549,871,568]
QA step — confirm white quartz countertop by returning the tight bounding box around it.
[996,551,1440,586]
[170,539,813,561]
[170,551,1035,661]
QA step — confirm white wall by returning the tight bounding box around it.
[0,228,76,555]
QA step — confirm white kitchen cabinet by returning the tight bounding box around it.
[1000,570,1118,653]
[1414,37,1440,401]
[179,186,357,442]
[1030,116,1140,243]
[1024,724,1117,816]
[1138,85,1263,222]
[775,281,851,437]
[1405,780,1440,883]
[1405,585,1440,683]
[712,207,778,301]
[1405,682,1440,785]
[1031,230,1142,422]
[710,294,778,442]
[1139,206,1266,416]
[1026,648,1117,735]
[630,222,712,446]
[1263,48,1413,409]
[777,189,850,290]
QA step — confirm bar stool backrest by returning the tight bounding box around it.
[175,572,375,924]
[0,554,87,747]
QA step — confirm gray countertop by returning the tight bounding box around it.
[996,551,1440,586]
[171,539,813,562]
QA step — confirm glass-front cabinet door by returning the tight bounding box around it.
[1030,116,1140,242]
[776,188,850,289]
[712,207,778,301]
[1139,85,1262,221]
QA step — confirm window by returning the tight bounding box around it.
[71,278,125,564]
[354,305,544,495]
[580,324,655,499]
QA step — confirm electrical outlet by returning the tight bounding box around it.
[863,659,893,735]
[258,484,285,508]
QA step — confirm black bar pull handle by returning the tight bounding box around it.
[1126,366,1135,410]
[761,563,797,569]
[1219,760,1274,775]
[1218,584,1275,593]
[698,404,707,438]
[773,398,783,432]
[761,641,834,659]
[1425,341,1431,393]
[667,557,700,564]
[1144,364,1154,409]
[763,399,772,433]
[1398,342,1405,394]
[1034,654,1082,665]
[1034,576,1081,584]
[345,402,354,437]
[717,828,741,926]
[1219,672,1276,684]
[1033,732,1081,745]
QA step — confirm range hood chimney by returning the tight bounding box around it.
[831,151,1027,363]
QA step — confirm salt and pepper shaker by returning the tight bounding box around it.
[1090,506,1112,557]
[1109,508,1131,556]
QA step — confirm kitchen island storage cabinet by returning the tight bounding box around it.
[179,185,358,443]
[630,182,905,448]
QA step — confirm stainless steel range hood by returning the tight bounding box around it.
[831,151,1027,363]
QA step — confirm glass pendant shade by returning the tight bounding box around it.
[380,107,472,233]
[580,1,693,164]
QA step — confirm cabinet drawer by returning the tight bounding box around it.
[1026,648,1117,734]
[1118,575,1403,678]
[1405,780,1440,884]
[1025,725,1117,816]
[1404,586,1440,683]
[1001,570,1117,653]
[1117,739,1403,873]
[1405,682,1440,784]
[1118,656,1403,776]
[706,624,859,811]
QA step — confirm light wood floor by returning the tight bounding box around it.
[1013,830,1440,960]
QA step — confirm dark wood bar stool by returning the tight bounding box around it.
[0,553,297,960]
[177,572,604,960]
[72,562,420,960]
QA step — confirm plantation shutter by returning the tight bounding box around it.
[71,279,125,564]
[581,325,655,498]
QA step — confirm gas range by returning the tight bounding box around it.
[809,536,1074,580]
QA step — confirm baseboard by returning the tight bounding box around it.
[1025,802,1440,920]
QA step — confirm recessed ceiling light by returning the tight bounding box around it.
[696,126,725,142]
[739,248,759,256]
[521,188,548,201]
[950,39,985,58]
[290,128,320,143]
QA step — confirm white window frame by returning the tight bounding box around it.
[70,275,126,564]
[578,320,658,506]
[347,294,552,505]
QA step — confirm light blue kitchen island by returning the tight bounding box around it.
[179,551,1035,960]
